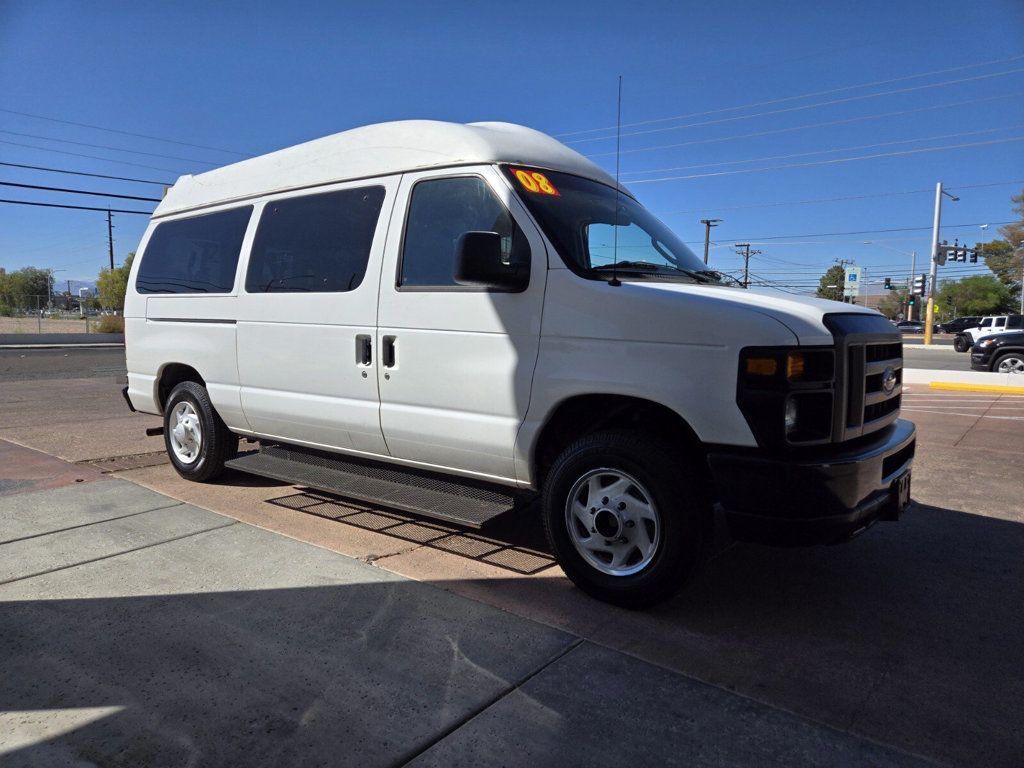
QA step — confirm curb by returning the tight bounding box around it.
[928,382,1024,395]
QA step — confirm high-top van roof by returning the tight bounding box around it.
[154,120,621,218]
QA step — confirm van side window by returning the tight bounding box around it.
[136,207,252,294]
[246,186,386,293]
[400,176,528,288]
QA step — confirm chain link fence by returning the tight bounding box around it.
[0,294,122,334]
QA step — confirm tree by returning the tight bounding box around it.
[96,252,134,311]
[815,265,846,302]
[934,274,1014,316]
[877,287,909,320]
[977,239,1016,286]
[0,266,54,308]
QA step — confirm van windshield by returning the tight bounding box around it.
[503,166,727,285]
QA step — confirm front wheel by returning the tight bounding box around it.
[993,352,1024,374]
[953,335,971,352]
[542,430,708,608]
[163,381,237,482]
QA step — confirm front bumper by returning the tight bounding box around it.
[970,348,994,371]
[707,419,916,546]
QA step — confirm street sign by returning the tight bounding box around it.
[843,267,863,298]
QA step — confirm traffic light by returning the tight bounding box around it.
[957,248,967,263]
[969,250,978,263]
[908,297,916,306]
[884,277,892,290]
[912,274,926,296]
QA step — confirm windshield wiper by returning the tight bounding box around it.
[591,260,670,273]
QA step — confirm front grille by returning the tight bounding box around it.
[823,313,906,444]
[845,340,903,437]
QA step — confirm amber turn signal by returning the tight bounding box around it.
[745,357,778,376]
[786,352,805,380]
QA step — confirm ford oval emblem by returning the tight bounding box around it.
[881,366,897,395]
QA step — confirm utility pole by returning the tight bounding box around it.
[924,183,958,345]
[908,250,916,321]
[735,243,760,288]
[107,209,115,270]
[700,219,721,265]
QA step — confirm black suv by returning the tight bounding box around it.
[971,330,1024,374]
[937,316,981,334]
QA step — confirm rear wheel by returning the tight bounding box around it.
[163,381,237,482]
[993,352,1024,374]
[541,430,708,608]
[953,335,971,352]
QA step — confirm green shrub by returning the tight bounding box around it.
[94,315,124,333]
[0,303,12,317]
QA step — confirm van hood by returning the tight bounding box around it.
[626,281,881,345]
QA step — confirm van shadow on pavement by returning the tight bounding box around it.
[462,500,1024,768]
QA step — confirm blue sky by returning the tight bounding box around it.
[1,0,1022,293]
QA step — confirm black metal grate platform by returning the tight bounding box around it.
[226,443,518,528]
[269,491,555,575]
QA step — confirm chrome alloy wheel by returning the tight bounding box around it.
[169,401,203,464]
[996,355,1024,374]
[564,468,661,577]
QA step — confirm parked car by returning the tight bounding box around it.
[954,315,1024,352]
[896,320,925,333]
[937,316,981,334]
[121,120,915,608]
[971,331,1024,373]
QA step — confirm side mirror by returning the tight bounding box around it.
[453,231,527,291]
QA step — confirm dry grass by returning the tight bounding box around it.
[0,315,104,333]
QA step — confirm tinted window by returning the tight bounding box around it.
[994,317,1007,328]
[503,166,723,285]
[1008,315,1023,329]
[246,186,385,293]
[400,176,527,288]
[137,207,252,293]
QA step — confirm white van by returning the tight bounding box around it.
[123,120,915,607]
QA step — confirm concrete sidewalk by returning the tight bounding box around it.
[0,447,933,767]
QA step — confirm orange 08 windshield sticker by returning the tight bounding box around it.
[510,168,560,196]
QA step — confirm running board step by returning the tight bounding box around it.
[225,443,519,529]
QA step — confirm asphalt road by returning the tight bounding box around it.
[0,348,127,381]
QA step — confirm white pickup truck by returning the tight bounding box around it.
[953,315,1024,352]
[121,120,915,607]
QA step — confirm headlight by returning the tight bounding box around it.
[785,398,798,431]
[978,338,997,348]
[738,347,835,447]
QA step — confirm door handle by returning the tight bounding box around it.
[382,335,396,368]
[356,334,372,366]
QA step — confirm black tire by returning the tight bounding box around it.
[992,351,1024,374]
[953,335,971,353]
[163,381,237,482]
[541,429,708,609]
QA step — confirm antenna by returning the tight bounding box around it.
[609,75,623,287]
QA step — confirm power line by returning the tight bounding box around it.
[0,181,162,202]
[589,92,1022,159]
[0,107,251,157]
[622,125,1024,177]
[0,161,171,187]
[0,139,185,174]
[0,129,220,166]
[629,136,1024,184]
[567,67,1024,145]
[0,199,151,215]
[684,220,1016,244]
[657,179,1024,215]
[554,54,1024,138]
